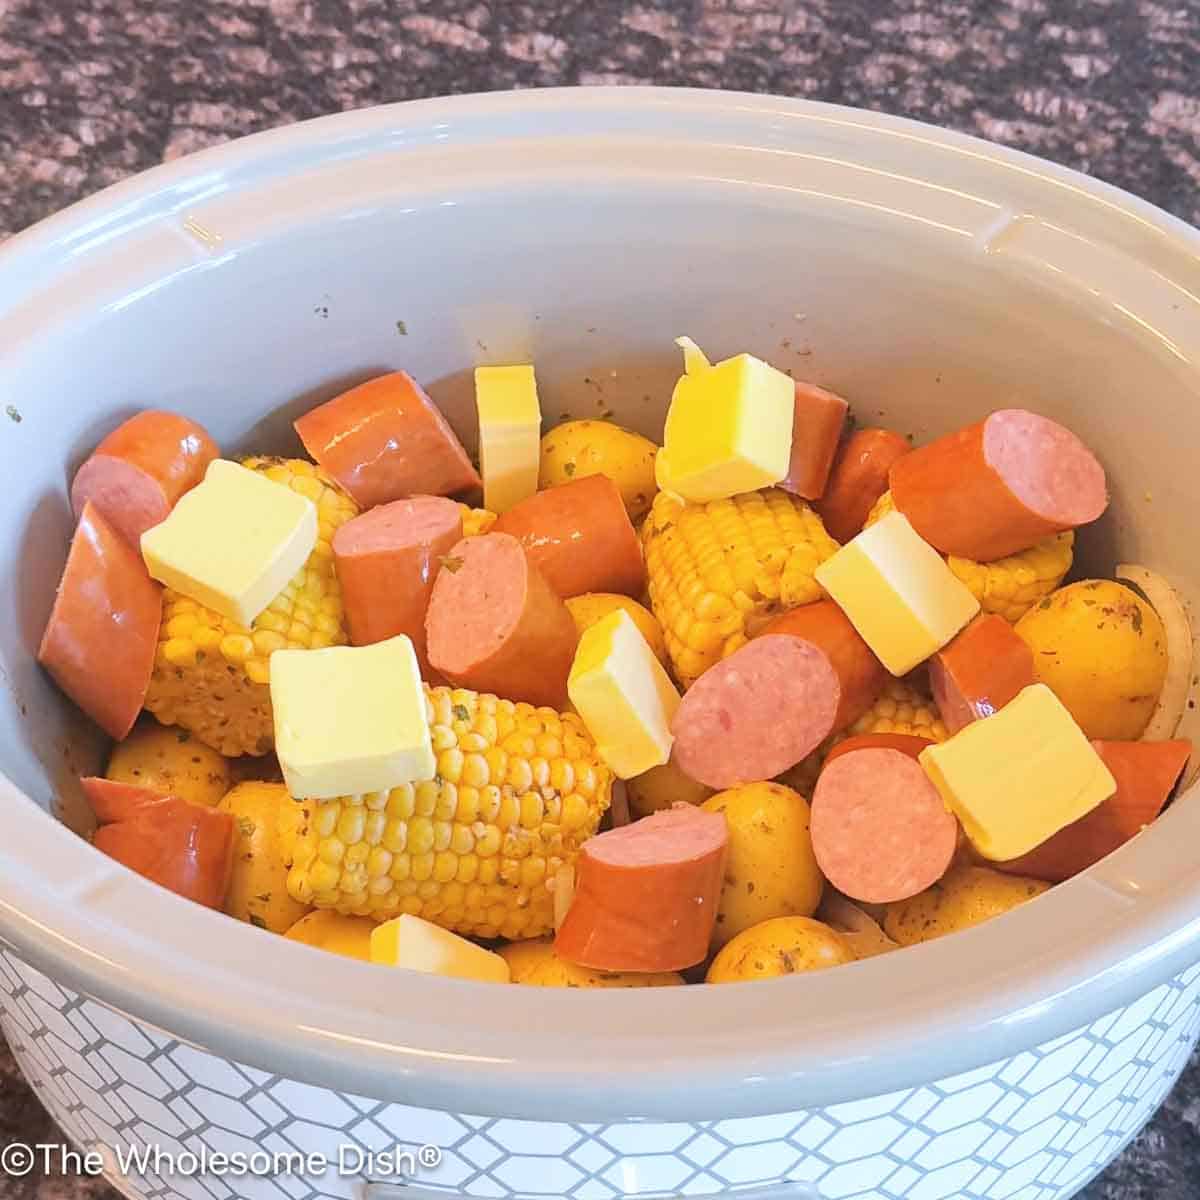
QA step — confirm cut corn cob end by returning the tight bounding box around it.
[642,488,839,687]
[143,458,359,757]
[459,504,498,538]
[284,685,612,940]
[865,492,1073,623]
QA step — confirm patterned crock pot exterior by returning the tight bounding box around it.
[1,947,1197,1200]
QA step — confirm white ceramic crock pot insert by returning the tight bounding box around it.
[0,89,1199,1200]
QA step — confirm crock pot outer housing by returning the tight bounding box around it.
[0,88,1198,1124]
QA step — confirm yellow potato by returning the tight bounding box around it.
[1015,580,1167,739]
[883,865,1050,947]
[566,593,669,666]
[511,942,683,988]
[106,719,231,808]
[540,419,658,520]
[702,782,824,948]
[284,911,374,961]
[706,916,853,983]
[219,781,312,933]
[626,758,713,819]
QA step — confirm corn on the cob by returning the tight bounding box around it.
[458,504,497,538]
[865,492,1072,623]
[143,459,359,756]
[778,681,949,795]
[284,685,612,940]
[642,489,839,687]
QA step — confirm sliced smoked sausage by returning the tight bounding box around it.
[814,427,911,544]
[929,613,1035,735]
[778,381,849,501]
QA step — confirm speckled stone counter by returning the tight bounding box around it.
[0,2,1198,1198]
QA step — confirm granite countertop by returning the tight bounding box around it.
[1,1,1198,1197]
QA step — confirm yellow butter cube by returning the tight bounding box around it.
[815,510,980,675]
[475,364,541,513]
[270,635,435,800]
[654,336,794,503]
[141,459,318,627]
[371,914,511,983]
[568,609,681,779]
[919,683,1116,862]
[283,911,374,961]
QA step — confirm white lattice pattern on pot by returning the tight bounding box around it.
[0,948,1197,1200]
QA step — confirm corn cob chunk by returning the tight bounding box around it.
[778,680,949,795]
[642,489,839,687]
[458,504,498,538]
[284,685,612,940]
[143,458,359,757]
[865,491,1072,623]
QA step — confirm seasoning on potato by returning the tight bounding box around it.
[283,910,374,961]
[540,419,658,521]
[106,719,231,808]
[706,916,853,983]
[626,757,714,819]
[503,939,683,987]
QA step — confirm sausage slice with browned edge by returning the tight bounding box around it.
[757,600,886,734]
[92,795,235,909]
[38,502,162,741]
[70,410,219,547]
[814,427,911,544]
[555,803,728,971]
[81,776,167,824]
[929,613,1035,735]
[889,409,1108,561]
[492,474,644,598]
[812,747,958,904]
[425,532,578,708]
[824,733,934,765]
[333,495,463,675]
[778,381,849,501]
[672,635,841,789]
[294,371,481,508]
[996,738,1191,883]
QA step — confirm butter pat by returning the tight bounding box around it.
[815,510,979,675]
[371,914,511,983]
[475,365,541,513]
[655,336,794,503]
[270,636,435,800]
[920,684,1116,861]
[568,609,681,779]
[141,459,317,627]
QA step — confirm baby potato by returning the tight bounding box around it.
[706,916,853,983]
[509,942,683,987]
[1015,580,1167,739]
[219,781,312,933]
[540,419,658,520]
[284,911,373,961]
[566,593,669,665]
[106,719,231,808]
[883,865,1050,947]
[702,782,824,948]
[627,758,714,819]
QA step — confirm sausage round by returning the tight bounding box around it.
[425,532,578,708]
[81,776,166,824]
[38,502,163,741]
[889,409,1108,561]
[294,371,481,508]
[812,747,958,904]
[70,410,219,547]
[824,732,934,765]
[671,635,841,789]
[554,803,728,971]
[92,796,235,909]
[929,613,1035,735]
[333,495,463,675]
[492,474,644,598]
[778,381,849,500]
[758,600,886,733]
[814,427,911,544]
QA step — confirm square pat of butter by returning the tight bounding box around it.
[141,459,317,627]
[271,635,435,800]
[475,365,541,514]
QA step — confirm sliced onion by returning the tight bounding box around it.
[1115,564,1194,743]
[552,863,575,932]
[609,779,631,828]
[817,890,899,959]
